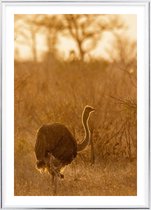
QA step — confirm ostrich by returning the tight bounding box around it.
[35,105,95,194]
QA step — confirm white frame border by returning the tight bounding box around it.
[1,1,150,209]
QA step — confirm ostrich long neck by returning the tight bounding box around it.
[77,111,90,152]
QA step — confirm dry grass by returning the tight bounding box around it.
[14,58,137,196]
[15,153,136,196]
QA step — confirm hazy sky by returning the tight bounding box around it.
[15,14,136,61]
[123,15,136,39]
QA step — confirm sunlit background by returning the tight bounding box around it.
[14,14,136,61]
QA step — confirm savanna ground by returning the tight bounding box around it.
[14,58,137,196]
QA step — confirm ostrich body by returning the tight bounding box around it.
[35,105,95,194]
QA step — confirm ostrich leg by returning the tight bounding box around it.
[46,156,62,195]
[50,165,64,195]
[46,165,58,195]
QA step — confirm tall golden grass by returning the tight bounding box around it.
[14,57,137,196]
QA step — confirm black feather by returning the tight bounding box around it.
[35,123,77,165]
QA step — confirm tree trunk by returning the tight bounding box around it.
[31,31,37,62]
[77,40,85,61]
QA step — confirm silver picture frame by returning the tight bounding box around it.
[0,0,150,209]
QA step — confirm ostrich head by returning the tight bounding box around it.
[83,105,95,119]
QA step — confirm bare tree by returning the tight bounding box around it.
[62,15,125,61]
[31,15,63,56]
[15,15,41,62]
[15,14,125,62]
